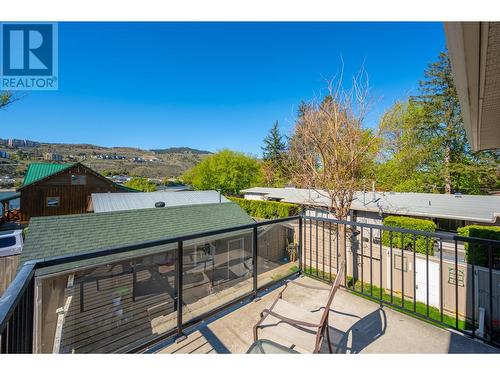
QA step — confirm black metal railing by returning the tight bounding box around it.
[0,216,301,354]
[302,215,500,348]
[2,213,499,353]
[0,263,35,353]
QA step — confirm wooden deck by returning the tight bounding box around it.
[59,269,177,353]
[0,254,19,296]
[44,257,296,353]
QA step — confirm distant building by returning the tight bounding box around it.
[17,162,137,222]
[44,152,63,162]
[7,139,39,148]
[24,140,38,147]
[241,187,500,230]
[0,151,9,159]
[8,139,22,148]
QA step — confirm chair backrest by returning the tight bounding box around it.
[313,263,345,353]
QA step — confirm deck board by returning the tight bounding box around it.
[59,269,177,353]
[48,257,295,353]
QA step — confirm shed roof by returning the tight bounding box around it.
[241,187,500,223]
[90,190,229,213]
[18,162,138,192]
[21,163,73,187]
[20,202,254,275]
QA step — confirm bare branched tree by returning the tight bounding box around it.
[289,68,380,263]
[0,91,20,110]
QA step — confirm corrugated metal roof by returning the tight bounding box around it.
[21,202,254,275]
[91,190,229,213]
[21,163,73,187]
[241,187,500,223]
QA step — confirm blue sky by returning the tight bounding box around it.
[1,22,445,156]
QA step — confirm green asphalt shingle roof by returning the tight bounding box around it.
[21,202,255,275]
[21,163,73,187]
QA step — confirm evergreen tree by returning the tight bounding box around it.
[261,122,289,187]
[412,51,468,194]
[262,121,287,162]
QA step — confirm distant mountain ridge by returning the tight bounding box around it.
[151,147,211,155]
[0,138,211,155]
[0,140,211,179]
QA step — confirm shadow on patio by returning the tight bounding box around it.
[155,276,500,354]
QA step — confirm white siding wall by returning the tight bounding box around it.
[243,193,266,201]
[356,210,383,226]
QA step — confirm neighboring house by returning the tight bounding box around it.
[156,184,191,192]
[44,153,63,162]
[17,162,136,222]
[89,190,228,213]
[0,191,20,214]
[241,187,500,231]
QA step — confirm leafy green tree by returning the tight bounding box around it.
[162,178,183,186]
[375,100,430,192]
[376,51,500,195]
[182,149,262,195]
[124,177,157,192]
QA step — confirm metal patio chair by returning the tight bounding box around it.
[253,263,345,353]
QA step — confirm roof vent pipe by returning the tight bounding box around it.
[155,201,166,208]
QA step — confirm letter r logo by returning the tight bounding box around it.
[1,24,53,76]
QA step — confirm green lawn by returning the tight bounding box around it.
[300,266,470,331]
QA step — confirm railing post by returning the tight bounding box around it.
[389,231,393,304]
[298,217,303,274]
[471,243,475,339]
[315,219,319,277]
[176,240,184,340]
[253,225,258,299]
[439,238,443,323]
[454,239,459,329]
[488,245,493,344]
[426,236,430,318]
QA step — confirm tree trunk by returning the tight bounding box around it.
[444,142,451,194]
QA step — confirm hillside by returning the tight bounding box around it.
[0,140,211,179]
[151,147,211,155]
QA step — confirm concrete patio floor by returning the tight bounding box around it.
[154,276,499,354]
